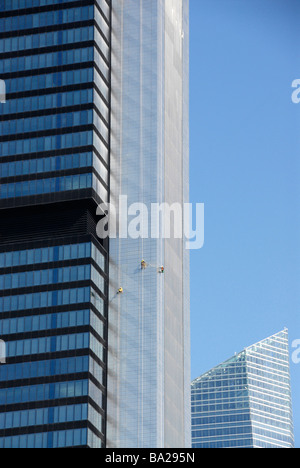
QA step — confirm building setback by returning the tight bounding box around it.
[0,0,190,448]
[191,330,295,448]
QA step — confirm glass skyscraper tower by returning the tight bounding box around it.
[0,0,190,448]
[107,0,190,448]
[191,330,294,448]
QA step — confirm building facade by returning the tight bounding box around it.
[0,0,111,449]
[107,0,190,448]
[191,330,295,448]
[0,0,190,448]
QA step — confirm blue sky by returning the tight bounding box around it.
[189,0,300,447]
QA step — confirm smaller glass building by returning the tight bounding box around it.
[191,330,294,448]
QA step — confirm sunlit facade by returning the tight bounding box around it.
[191,330,294,448]
[107,0,190,448]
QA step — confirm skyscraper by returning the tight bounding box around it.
[107,0,190,448]
[0,0,190,448]
[0,0,111,449]
[191,330,295,449]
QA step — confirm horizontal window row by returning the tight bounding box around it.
[195,366,246,382]
[0,242,91,268]
[249,392,290,409]
[5,67,93,94]
[0,355,103,384]
[0,26,94,54]
[0,379,89,407]
[0,88,110,125]
[0,5,94,33]
[0,286,90,313]
[192,380,247,391]
[0,109,93,136]
[194,428,291,446]
[192,425,253,439]
[249,381,290,399]
[192,389,247,399]
[0,46,94,75]
[0,354,88,382]
[247,359,288,375]
[192,413,251,426]
[251,339,288,352]
[0,404,103,438]
[0,88,93,115]
[0,172,93,198]
[252,426,292,443]
[0,309,105,340]
[192,377,248,391]
[192,409,250,420]
[5,332,93,358]
[192,401,250,414]
[0,310,91,335]
[1,110,109,147]
[0,241,105,271]
[192,390,248,401]
[0,428,93,449]
[0,265,105,301]
[0,153,108,197]
[250,401,290,420]
[2,330,105,362]
[0,152,94,178]
[0,130,94,156]
[0,286,104,314]
[194,440,253,449]
[0,131,109,165]
[249,352,289,367]
[0,0,88,11]
[0,402,89,430]
[251,415,292,432]
[0,0,110,21]
[0,264,91,290]
[0,172,109,204]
